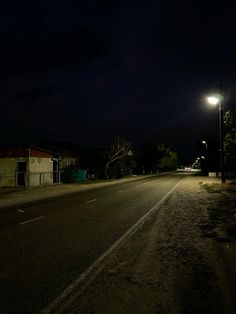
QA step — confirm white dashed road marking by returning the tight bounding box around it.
[19,216,45,225]
[86,199,97,203]
[17,209,24,213]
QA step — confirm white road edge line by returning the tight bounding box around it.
[86,199,97,203]
[17,209,24,213]
[19,216,45,225]
[42,178,185,314]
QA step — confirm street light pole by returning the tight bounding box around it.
[218,101,225,183]
[201,141,208,176]
[201,140,208,151]
[207,94,225,183]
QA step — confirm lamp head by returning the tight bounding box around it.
[206,93,224,106]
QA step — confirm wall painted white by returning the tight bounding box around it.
[0,157,54,187]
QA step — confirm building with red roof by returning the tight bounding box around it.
[0,146,58,187]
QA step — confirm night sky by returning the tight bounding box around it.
[1,0,236,163]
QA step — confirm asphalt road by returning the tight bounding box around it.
[0,172,187,313]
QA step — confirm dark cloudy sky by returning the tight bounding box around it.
[1,0,236,162]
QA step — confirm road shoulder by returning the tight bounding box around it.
[62,176,236,314]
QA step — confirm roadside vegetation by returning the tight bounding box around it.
[224,110,236,173]
[200,181,236,243]
[61,137,178,183]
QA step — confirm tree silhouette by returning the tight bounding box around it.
[105,137,133,179]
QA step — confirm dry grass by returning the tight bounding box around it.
[200,181,236,242]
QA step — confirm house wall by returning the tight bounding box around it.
[29,157,53,186]
[0,157,53,187]
[0,158,28,186]
[59,157,78,169]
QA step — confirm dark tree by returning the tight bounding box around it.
[141,143,178,174]
[224,110,236,172]
[156,145,178,171]
[105,137,134,179]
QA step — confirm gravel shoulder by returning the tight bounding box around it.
[64,176,236,314]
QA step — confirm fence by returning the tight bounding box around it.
[0,171,61,187]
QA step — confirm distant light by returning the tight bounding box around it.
[202,140,207,144]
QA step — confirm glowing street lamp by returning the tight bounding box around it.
[201,141,208,174]
[207,93,224,106]
[201,140,208,150]
[207,93,225,183]
[207,96,220,105]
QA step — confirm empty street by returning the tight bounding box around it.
[0,173,186,313]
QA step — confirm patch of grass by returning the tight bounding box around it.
[200,183,220,193]
[225,224,236,238]
[214,237,232,243]
[224,188,236,193]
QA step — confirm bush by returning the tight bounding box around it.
[61,165,78,183]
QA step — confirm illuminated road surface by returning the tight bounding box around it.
[0,173,187,313]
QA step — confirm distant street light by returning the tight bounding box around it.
[206,93,225,183]
[201,140,208,151]
[201,141,208,174]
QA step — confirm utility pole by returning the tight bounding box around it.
[219,81,225,183]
